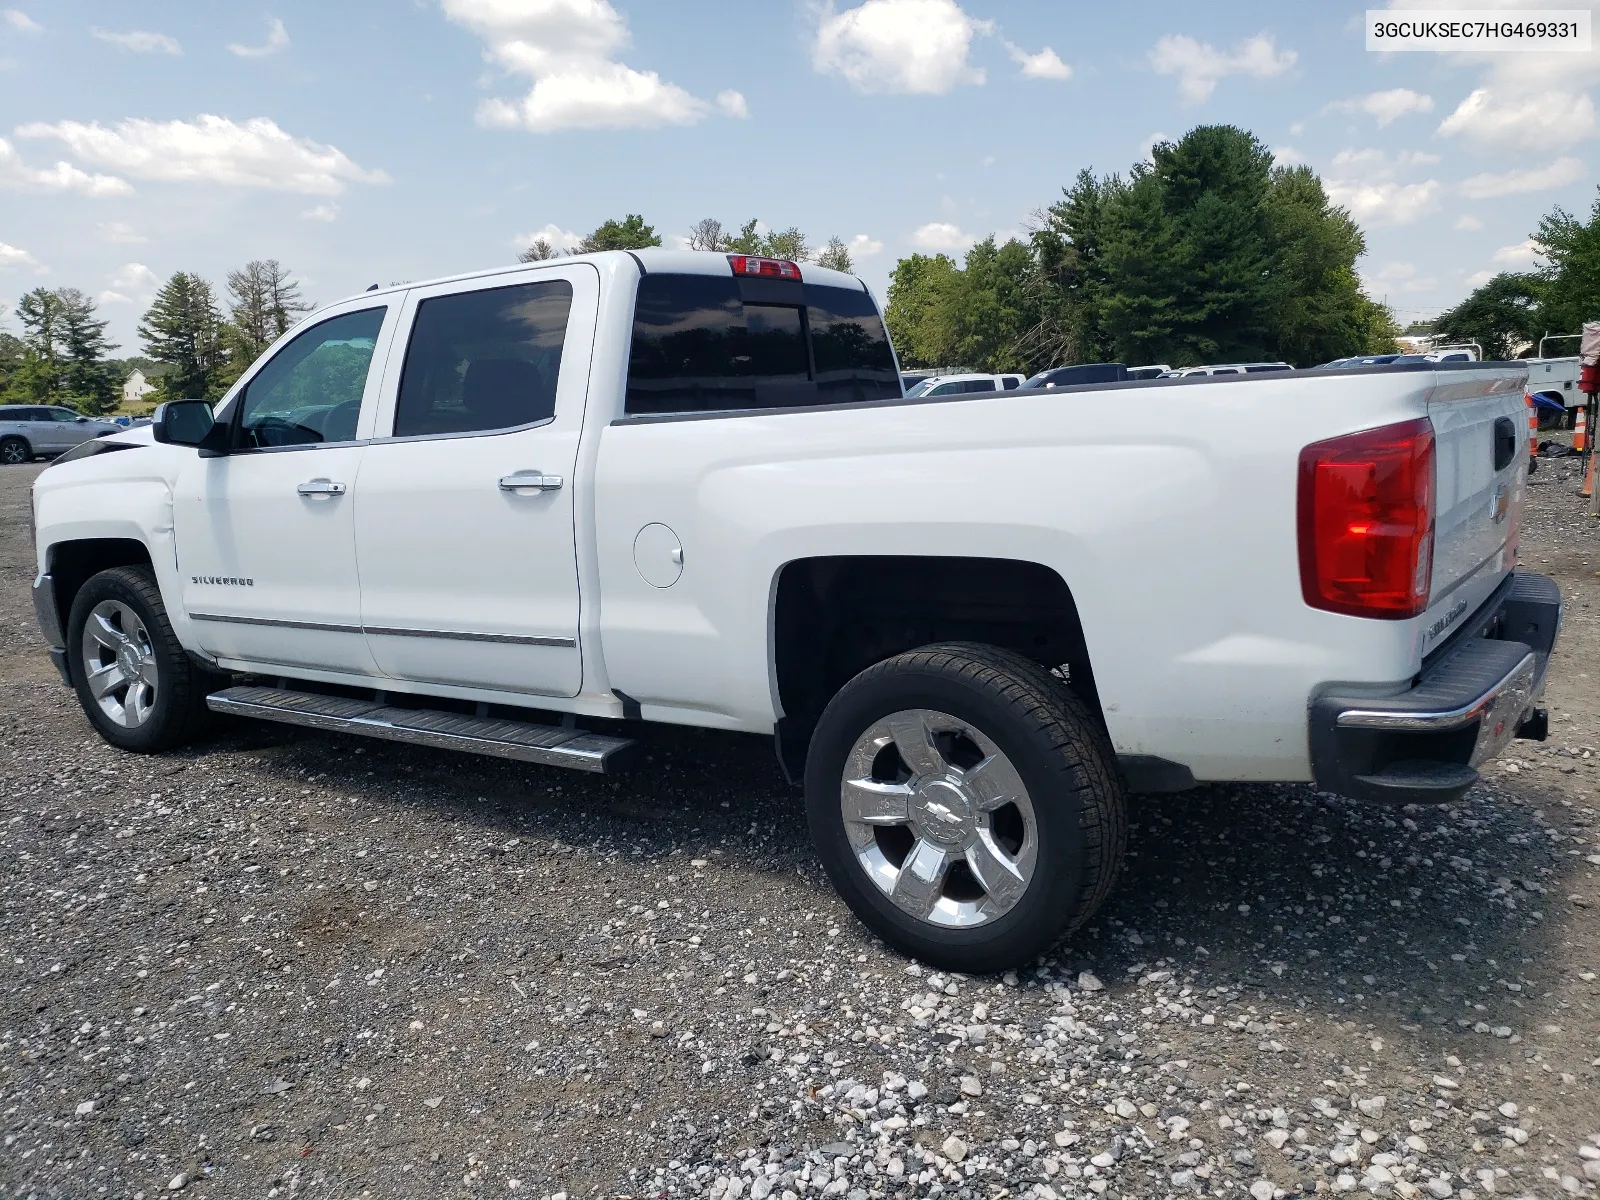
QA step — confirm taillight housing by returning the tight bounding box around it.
[727,255,801,280]
[1298,417,1435,619]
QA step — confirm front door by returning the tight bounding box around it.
[173,302,398,674]
[352,264,596,697]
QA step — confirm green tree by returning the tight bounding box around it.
[517,236,562,262]
[1531,187,1600,336]
[817,236,853,273]
[576,214,662,253]
[9,287,68,402]
[890,125,1394,372]
[885,253,960,367]
[0,331,23,399]
[1434,273,1542,360]
[57,288,120,414]
[139,272,225,401]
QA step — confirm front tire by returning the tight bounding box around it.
[0,437,31,465]
[67,565,217,752]
[804,642,1126,973]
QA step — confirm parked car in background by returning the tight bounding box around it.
[1126,365,1171,380]
[0,405,122,464]
[1024,363,1128,388]
[1159,362,1291,378]
[900,372,933,393]
[905,372,1023,397]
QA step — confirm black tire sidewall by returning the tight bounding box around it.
[805,658,1093,971]
[68,568,193,752]
[1,438,29,465]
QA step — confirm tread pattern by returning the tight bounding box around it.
[71,565,217,752]
[848,641,1128,941]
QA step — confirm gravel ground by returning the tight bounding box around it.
[3,446,1600,1200]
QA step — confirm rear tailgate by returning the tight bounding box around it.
[1420,364,1529,656]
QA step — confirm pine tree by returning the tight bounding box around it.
[57,288,120,415]
[575,214,662,253]
[11,287,68,402]
[139,272,225,401]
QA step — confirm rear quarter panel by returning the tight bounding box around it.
[593,370,1473,780]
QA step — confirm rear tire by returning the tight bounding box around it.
[67,565,219,752]
[0,437,30,465]
[804,642,1126,973]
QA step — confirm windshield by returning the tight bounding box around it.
[905,379,937,397]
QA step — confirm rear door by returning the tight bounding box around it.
[1420,367,1528,654]
[352,263,597,697]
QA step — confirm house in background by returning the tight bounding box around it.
[123,370,156,405]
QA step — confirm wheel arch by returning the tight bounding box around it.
[45,538,155,643]
[771,554,1101,779]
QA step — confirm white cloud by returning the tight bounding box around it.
[1148,33,1295,105]
[1364,261,1437,294]
[1454,214,1483,231]
[1006,43,1071,81]
[1141,131,1172,161]
[17,115,388,195]
[91,28,181,55]
[1464,269,1495,288]
[911,221,975,252]
[444,0,735,132]
[0,136,132,196]
[1325,88,1433,127]
[1491,239,1542,268]
[512,222,582,252]
[100,262,159,305]
[813,0,991,95]
[848,233,885,258]
[97,221,147,244]
[0,241,38,269]
[227,18,289,59]
[1459,156,1586,200]
[475,61,712,130]
[1325,178,1443,226]
[1438,87,1598,148]
[302,202,339,221]
[1272,145,1305,165]
[3,9,40,32]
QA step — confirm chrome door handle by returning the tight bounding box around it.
[499,471,564,493]
[297,478,347,497]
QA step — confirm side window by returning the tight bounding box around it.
[927,382,962,396]
[393,280,572,438]
[806,284,899,405]
[625,274,899,416]
[48,408,81,422]
[236,308,385,448]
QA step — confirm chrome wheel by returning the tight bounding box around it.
[80,599,159,728]
[840,708,1037,929]
[0,440,28,465]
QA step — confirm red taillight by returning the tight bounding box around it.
[727,254,802,280]
[1298,417,1435,619]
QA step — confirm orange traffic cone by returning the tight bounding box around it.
[1577,405,1589,454]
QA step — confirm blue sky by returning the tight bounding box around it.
[1,0,1596,351]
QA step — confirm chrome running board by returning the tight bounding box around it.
[206,685,634,774]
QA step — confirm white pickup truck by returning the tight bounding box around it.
[28,249,1561,970]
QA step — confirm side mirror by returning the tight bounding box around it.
[75,415,89,423]
[152,400,223,449]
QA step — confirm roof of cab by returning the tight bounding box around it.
[323,249,865,311]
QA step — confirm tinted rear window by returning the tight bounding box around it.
[626,273,899,416]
